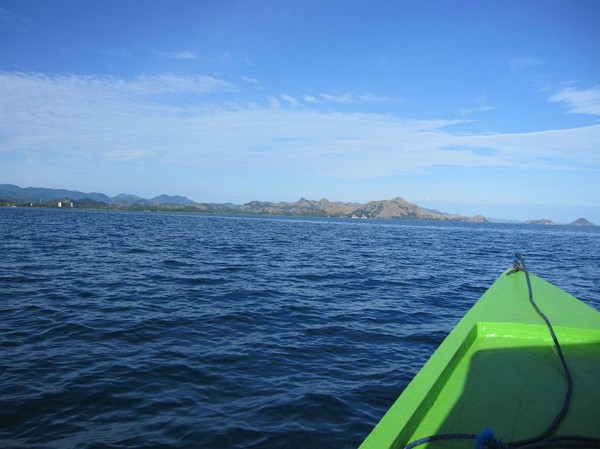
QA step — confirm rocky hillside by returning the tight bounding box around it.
[235,196,485,221]
[1,184,488,221]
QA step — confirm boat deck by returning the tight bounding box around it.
[406,323,600,447]
[360,269,600,449]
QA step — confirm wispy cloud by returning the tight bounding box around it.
[1,72,598,189]
[280,94,299,107]
[105,149,151,162]
[0,6,36,28]
[459,105,495,115]
[0,72,233,105]
[320,93,354,104]
[156,50,199,60]
[460,125,600,169]
[303,92,402,105]
[548,86,600,115]
[459,95,495,115]
[128,73,234,95]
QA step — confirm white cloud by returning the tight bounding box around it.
[357,93,402,103]
[548,86,600,115]
[302,92,402,105]
[240,76,259,84]
[0,72,234,111]
[0,71,598,188]
[127,73,233,95]
[104,149,153,162]
[459,105,495,115]
[156,50,199,60]
[460,125,600,169]
[320,93,354,104]
[280,94,299,107]
[266,96,282,108]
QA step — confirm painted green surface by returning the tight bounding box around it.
[359,268,600,449]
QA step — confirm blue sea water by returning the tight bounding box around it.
[1,207,599,449]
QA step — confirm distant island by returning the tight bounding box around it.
[0,184,595,225]
[570,217,595,226]
[525,219,556,225]
[524,217,596,226]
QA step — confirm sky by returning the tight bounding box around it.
[1,0,599,223]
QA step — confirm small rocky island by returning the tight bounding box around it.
[569,218,595,226]
[525,219,556,225]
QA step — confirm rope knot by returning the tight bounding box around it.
[508,253,526,275]
[476,428,511,449]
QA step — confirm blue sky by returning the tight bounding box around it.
[1,0,599,222]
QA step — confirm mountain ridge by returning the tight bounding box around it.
[0,184,193,207]
[0,183,485,221]
[1,183,594,225]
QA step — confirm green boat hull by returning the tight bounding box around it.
[359,267,600,449]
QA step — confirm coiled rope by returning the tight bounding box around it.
[403,253,600,449]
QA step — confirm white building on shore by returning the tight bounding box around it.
[57,199,74,208]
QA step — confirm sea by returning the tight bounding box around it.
[1,207,599,449]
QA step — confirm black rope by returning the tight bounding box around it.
[510,253,572,447]
[401,254,600,449]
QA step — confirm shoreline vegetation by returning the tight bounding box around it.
[0,184,595,226]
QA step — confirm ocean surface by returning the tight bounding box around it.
[1,207,599,449]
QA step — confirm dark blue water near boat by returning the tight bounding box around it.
[1,208,599,449]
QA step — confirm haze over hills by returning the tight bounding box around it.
[0,184,195,206]
[0,184,595,225]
